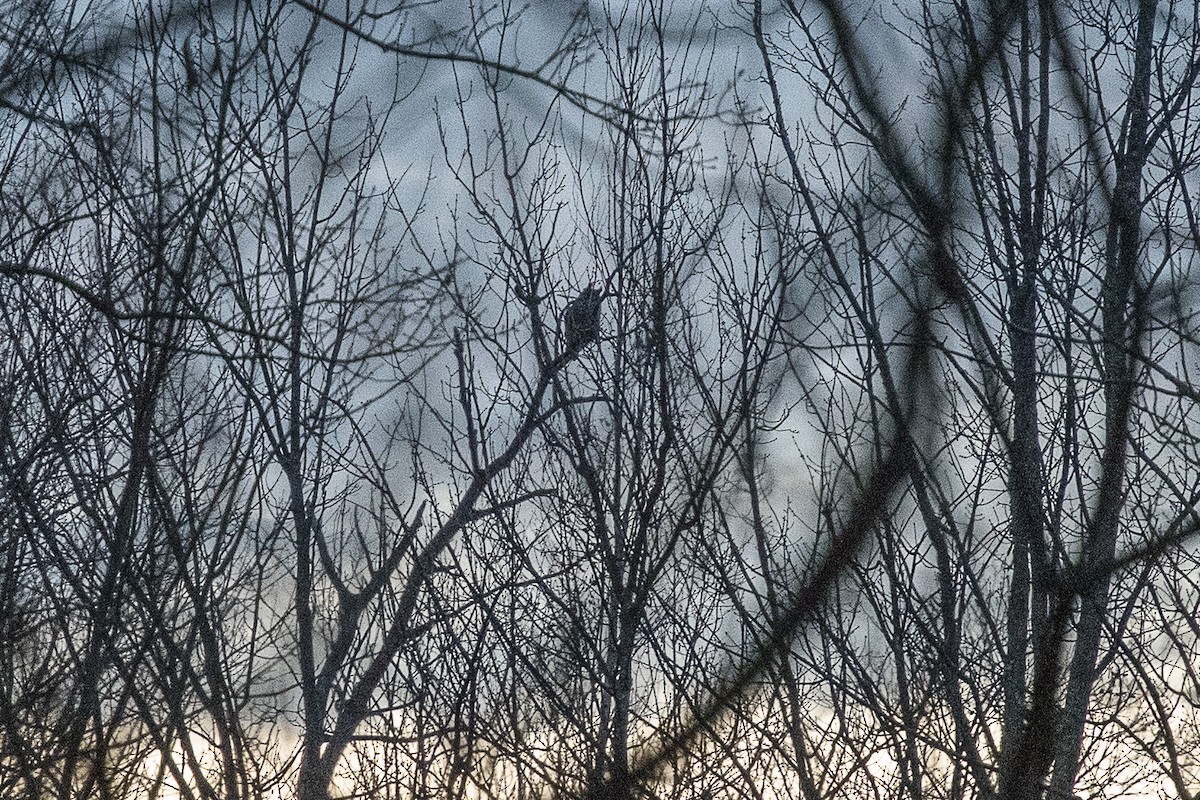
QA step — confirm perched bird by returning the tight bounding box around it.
[562,284,605,352]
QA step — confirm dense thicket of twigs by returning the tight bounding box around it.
[2,1,1199,799]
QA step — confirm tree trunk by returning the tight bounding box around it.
[1048,2,1157,796]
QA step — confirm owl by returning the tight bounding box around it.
[562,284,605,352]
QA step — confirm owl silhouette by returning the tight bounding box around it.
[562,284,605,352]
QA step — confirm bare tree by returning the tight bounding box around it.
[5,1,1200,800]
[742,1,1200,800]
